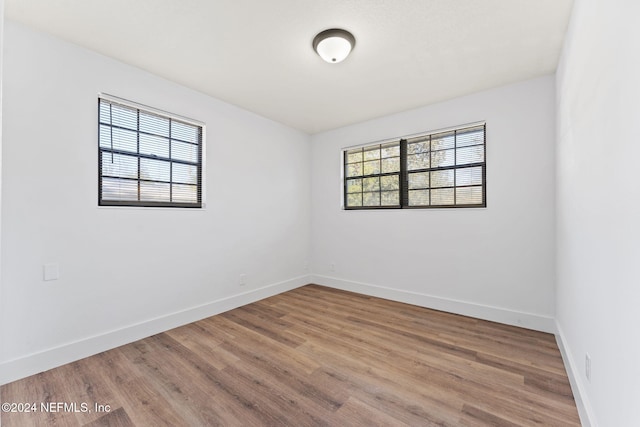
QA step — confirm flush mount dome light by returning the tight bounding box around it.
[312,28,355,63]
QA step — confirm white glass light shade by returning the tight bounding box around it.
[313,29,355,63]
[316,36,352,63]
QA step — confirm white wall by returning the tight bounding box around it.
[556,0,640,426]
[0,20,311,384]
[310,76,557,331]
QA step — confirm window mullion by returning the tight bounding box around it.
[428,134,432,206]
[453,129,457,205]
[109,104,114,163]
[169,120,173,203]
[400,139,408,208]
[137,109,141,202]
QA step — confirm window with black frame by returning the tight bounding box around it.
[344,141,401,208]
[344,123,485,209]
[98,96,203,208]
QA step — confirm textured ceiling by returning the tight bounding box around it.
[5,0,573,134]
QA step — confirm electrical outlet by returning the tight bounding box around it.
[239,274,247,286]
[585,353,591,382]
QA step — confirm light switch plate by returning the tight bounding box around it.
[44,263,59,281]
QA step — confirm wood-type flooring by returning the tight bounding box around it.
[0,285,581,426]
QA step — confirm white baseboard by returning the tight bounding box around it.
[555,323,597,427]
[310,275,556,333]
[0,275,310,386]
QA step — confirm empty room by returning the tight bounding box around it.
[0,0,638,426]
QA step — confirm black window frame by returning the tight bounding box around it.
[98,95,204,208]
[343,123,486,209]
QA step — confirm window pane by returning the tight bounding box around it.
[172,183,198,203]
[381,157,400,173]
[111,127,138,153]
[101,177,138,201]
[380,175,399,191]
[408,140,429,154]
[381,191,399,206]
[407,153,429,170]
[140,158,170,182]
[363,160,380,175]
[173,163,198,185]
[456,186,483,205]
[101,152,138,179]
[381,142,399,158]
[346,193,362,207]
[346,150,362,164]
[408,189,430,206]
[346,163,362,177]
[408,172,429,189]
[172,121,198,143]
[363,192,380,206]
[431,131,454,150]
[431,188,455,205]
[140,181,170,202]
[431,169,454,188]
[99,100,111,124]
[363,177,380,192]
[139,133,169,158]
[346,178,362,193]
[431,149,455,168]
[99,125,112,148]
[456,126,484,147]
[456,166,483,186]
[140,112,169,137]
[110,104,137,130]
[456,145,484,165]
[363,147,380,160]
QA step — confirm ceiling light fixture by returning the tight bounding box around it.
[312,28,356,64]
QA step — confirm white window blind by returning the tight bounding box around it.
[98,97,203,208]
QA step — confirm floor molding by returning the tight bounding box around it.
[0,275,310,385]
[555,323,597,427]
[311,275,556,333]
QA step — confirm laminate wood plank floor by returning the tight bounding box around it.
[0,285,581,426]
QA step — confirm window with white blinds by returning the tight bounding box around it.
[98,96,203,208]
[344,123,486,209]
